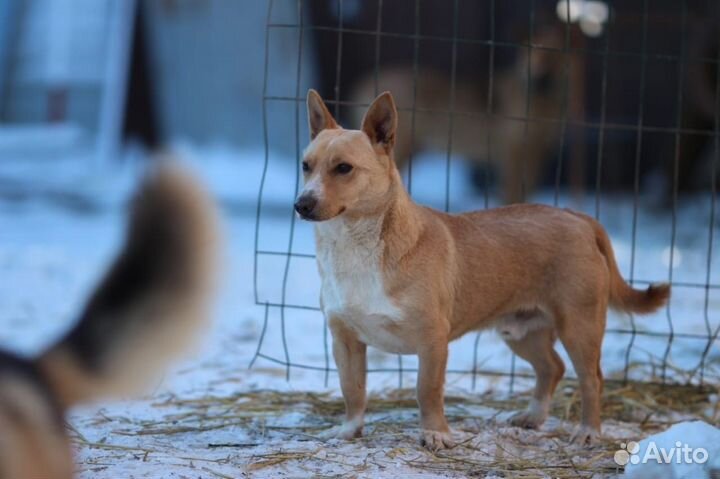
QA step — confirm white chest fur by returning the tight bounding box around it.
[316,218,412,353]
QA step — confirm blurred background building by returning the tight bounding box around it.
[0,0,277,160]
[0,0,718,201]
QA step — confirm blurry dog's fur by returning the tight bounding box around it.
[0,163,219,478]
[297,89,670,450]
[349,27,569,204]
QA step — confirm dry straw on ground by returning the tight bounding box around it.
[72,378,719,478]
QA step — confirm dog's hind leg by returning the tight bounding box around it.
[556,301,606,446]
[505,327,565,429]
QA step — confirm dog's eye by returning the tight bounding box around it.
[335,163,353,175]
[302,161,310,172]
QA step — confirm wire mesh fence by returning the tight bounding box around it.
[252,0,720,392]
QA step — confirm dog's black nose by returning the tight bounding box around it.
[294,195,317,218]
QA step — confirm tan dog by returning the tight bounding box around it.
[0,164,219,478]
[296,89,670,450]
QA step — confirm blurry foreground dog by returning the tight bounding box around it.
[0,164,219,478]
[296,89,670,450]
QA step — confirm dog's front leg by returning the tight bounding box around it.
[321,317,367,440]
[417,341,455,451]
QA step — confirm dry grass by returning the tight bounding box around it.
[72,379,718,478]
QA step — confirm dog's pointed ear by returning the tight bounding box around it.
[307,89,338,140]
[361,92,398,153]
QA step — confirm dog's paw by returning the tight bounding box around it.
[569,425,600,446]
[508,409,547,430]
[419,429,456,451]
[318,421,363,441]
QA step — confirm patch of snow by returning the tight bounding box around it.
[624,421,720,479]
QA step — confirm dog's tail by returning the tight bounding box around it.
[572,211,670,315]
[35,163,220,409]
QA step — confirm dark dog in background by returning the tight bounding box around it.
[349,27,576,204]
[0,163,219,478]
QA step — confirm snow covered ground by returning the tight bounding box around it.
[0,146,718,477]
